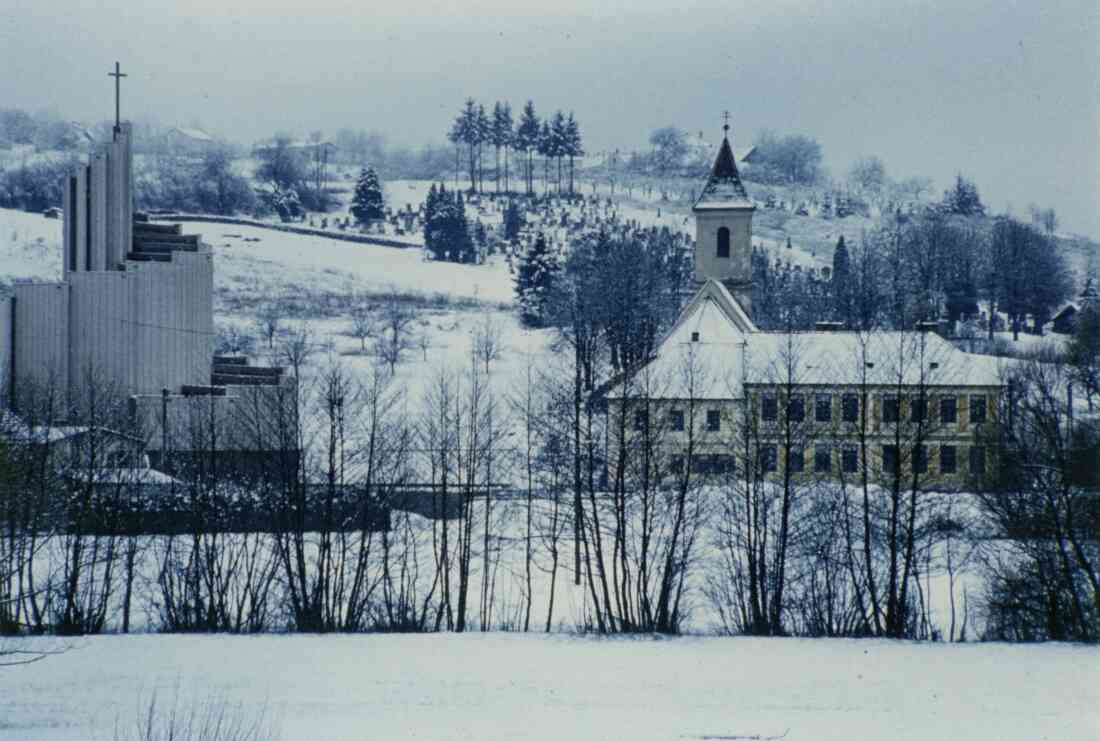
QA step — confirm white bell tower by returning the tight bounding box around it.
[692,118,755,316]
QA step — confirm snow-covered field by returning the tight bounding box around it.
[212,222,514,304]
[1,633,1096,741]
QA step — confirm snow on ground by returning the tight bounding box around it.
[989,331,1071,353]
[0,208,63,285]
[0,208,515,305]
[1,633,1096,741]
[239,307,553,421]
[213,223,514,304]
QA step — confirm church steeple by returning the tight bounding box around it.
[691,116,756,316]
[694,117,752,211]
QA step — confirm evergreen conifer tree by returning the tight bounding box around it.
[550,111,567,194]
[475,104,491,193]
[494,102,514,193]
[451,191,476,263]
[455,99,480,191]
[1068,278,1100,408]
[515,233,560,326]
[942,174,985,216]
[503,200,523,241]
[564,112,583,197]
[423,183,476,263]
[350,166,385,225]
[515,101,540,196]
[831,235,853,324]
[538,121,554,195]
[424,182,450,260]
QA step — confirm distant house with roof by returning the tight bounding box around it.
[1052,279,1099,335]
[685,130,757,170]
[164,127,216,155]
[252,137,335,158]
[1052,303,1079,335]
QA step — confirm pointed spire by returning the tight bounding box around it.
[693,115,752,211]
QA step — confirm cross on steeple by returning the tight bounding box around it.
[108,61,127,133]
[722,110,731,136]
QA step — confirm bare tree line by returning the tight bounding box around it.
[0,309,1095,642]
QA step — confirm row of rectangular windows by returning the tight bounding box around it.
[759,394,986,425]
[670,444,985,477]
[634,394,987,432]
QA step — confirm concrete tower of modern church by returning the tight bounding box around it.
[0,122,217,407]
[0,66,282,429]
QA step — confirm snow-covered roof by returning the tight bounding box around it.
[70,122,96,144]
[81,468,181,486]
[1053,303,1078,320]
[693,135,754,211]
[170,127,214,142]
[3,419,144,446]
[663,279,757,341]
[608,282,1003,401]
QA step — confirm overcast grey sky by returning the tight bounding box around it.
[3,0,1097,237]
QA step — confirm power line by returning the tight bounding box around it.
[96,314,217,338]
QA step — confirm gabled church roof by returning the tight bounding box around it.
[664,279,758,341]
[693,134,754,211]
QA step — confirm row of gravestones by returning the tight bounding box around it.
[759,192,920,221]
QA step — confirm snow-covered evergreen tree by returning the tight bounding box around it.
[452,192,476,263]
[422,183,476,263]
[941,174,985,216]
[350,166,385,224]
[514,233,560,327]
[424,182,449,260]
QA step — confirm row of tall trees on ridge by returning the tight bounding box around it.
[448,99,583,197]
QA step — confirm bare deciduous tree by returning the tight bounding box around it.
[347,299,373,353]
[375,293,416,375]
[254,302,282,350]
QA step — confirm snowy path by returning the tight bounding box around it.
[1,633,1096,740]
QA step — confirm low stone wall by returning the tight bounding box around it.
[149,213,422,250]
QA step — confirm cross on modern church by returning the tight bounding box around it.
[109,61,127,133]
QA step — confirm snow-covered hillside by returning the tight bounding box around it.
[0,208,515,305]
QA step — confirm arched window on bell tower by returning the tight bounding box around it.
[717,226,730,258]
